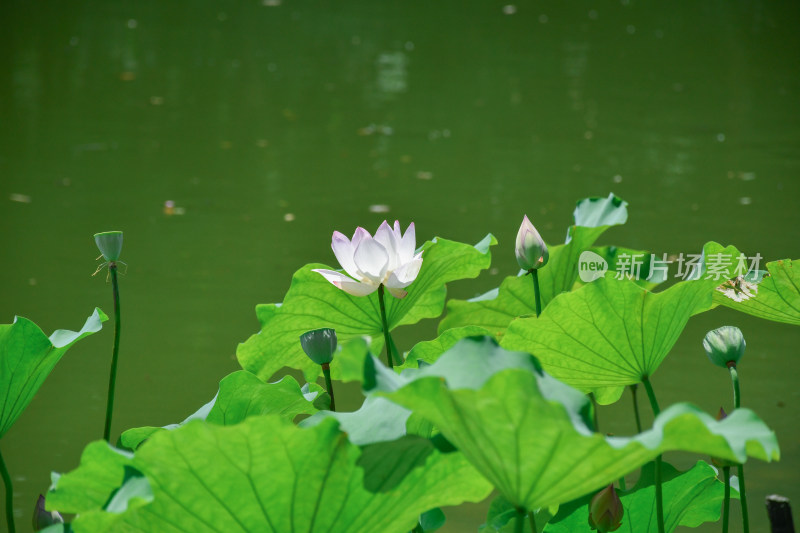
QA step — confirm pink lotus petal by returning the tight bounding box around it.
[353,238,389,284]
[331,231,360,279]
[312,269,379,296]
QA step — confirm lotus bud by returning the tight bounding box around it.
[703,326,745,368]
[711,408,737,469]
[588,484,624,532]
[300,328,337,365]
[94,231,124,262]
[32,494,63,531]
[515,215,549,271]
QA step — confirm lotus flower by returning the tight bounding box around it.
[313,221,423,298]
[515,215,549,271]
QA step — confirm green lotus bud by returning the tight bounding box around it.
[515,215,549,271]
[588,484,624,532]
[300,328,337,365]
[32,494,63,531]
[94,231,124,262]
[703,326,745,368]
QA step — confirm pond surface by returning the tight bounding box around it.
[2,1,799,531]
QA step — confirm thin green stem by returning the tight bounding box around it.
[528,510,539,533]
[103,263,122,442]
[530,269,542,317]
[727,363,749,533]
[722,465,730,533]
[515,507,526,533]
[377,285,395,368]
[630,384,643,433]
[727,363,741,409]
[618,476,627,491]
[321,364,335,412]
[0,446,16,533]
[737,463,749,533]
[642,376,664,533]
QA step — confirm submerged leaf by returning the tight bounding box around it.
[238,235,495,382]
[49,417,492,532]
[0,308,106,438]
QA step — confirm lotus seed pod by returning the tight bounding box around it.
[94,231,124,262]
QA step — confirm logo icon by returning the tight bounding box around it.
[578,251,608,283]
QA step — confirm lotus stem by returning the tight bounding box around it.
[642,376,664,533]
[514,507,526,533]
[528,510,539,533]
[722,465,730,533]
[530,269,542,317]
[321,363,336,412]
[103,262,122,441]
[630,384,643,433]
[727,363,749,533]
[0,446,15,533]
[377,285,395,368]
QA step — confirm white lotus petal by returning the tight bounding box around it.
[374,220,400,271]
[331,231,360,279]
[385,285,408,299]
[312,269,379,296]
[353,238,389,284]
[397,222,416,263]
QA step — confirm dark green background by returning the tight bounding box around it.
[1,1,798,531]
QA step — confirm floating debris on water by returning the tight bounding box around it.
[163,200,186,216]
[503,5,517,15]
[28,278,37,286]
[358,124,393,136]
[369,204,390,213]
[613,174,622,183]
[262,0,281,5]
[220,141,232,149]
[9,193,31,203]
[255,139,269,147]
[416,171,433,180]
[284,213,295,222]
[739,197,752,205]
[119,71,136,81]
[127,19,137,29]
[716,133,726,142]
[149,96,164,105]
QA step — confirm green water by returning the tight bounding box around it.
[2,1,798,531]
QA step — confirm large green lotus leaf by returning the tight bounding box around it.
[714,258,800,325]
[373,338,778,512]
[119,372,324,449]
[0,308,107,438]
[545,460,737,532]
[49,416,492,533]
[398,325,492,371]
[238,235,495,382]
[438,195,628,338]
[501,273,718,402]
[301,395,411,445]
